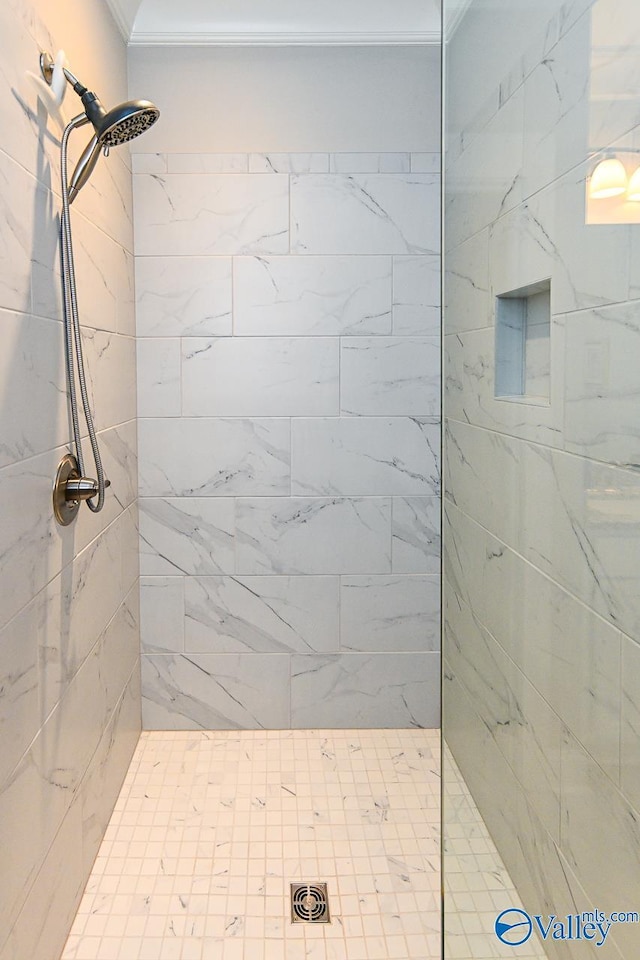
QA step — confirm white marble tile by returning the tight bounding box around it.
[329,153,410,174]
[142,654,290,729]
[392,256,441,336]
[2,796,85,960]
[236,498,392,575]
[139,498,235,576]
[291,174,440,256]
[0,150,35,314]
[445,88,525,249]
[340,576,440,652]
[133,173,289,256]
[392,496,441,574]
[0,598,39,788]
[290,653,440,728]
[184,576,340,654]
[81,328,137,434]
[182,337,339,417]
[291,417,440,496]
[79,663,140,877]
[140,576,184,654]
[249,153,329,173]
[136,339,181,417]
[135,256,232,337]
[233,256,392,336]
[132,153,167,174]
[444,228,491,334]
[521,14,591,201]
[561,730,640,959]
[445,586,562,842]
[411,153,441,174]
[167,154,249,173]
[445,418,640,642]
[341,337,441,417]
[0,313,67,469]
[563,301,640,468]
[445,500,622,784]
[621,636,640,815]
[138,418,290,497]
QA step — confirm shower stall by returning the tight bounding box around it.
[1,0,639,958]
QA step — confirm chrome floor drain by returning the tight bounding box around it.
[290,882,330,923]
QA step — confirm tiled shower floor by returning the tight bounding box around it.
[62,729,441,960]
[443,748,547,960]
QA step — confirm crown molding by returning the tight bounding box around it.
[105,0,137,41]
[129,30,441,47]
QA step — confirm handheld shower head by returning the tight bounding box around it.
[54,61,159,201]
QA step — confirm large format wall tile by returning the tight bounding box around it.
[182,337,339,417]
[392,496,441,574]
[291,417,440,496]
[139,498,235,576]
[184,576,340,654]
[138,418,290,497]
[236,498,392,575]
[291,652,440,728]
[134,173,290,255]
[142,654,290,729]
[233,256,392,336]
[291,174,440,255]
[136,256,232,337]
[340,576,440,652]
[341,337,440,416]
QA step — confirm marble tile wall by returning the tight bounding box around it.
[444,1,640,956]
[0,3,140,960]
[134,150,441,730]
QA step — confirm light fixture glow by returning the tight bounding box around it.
[589,158,628,199]
[628,165,640,202]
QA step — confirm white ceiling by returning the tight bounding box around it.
[106,0,441,46]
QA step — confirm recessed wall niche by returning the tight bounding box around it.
[495,280,551,403]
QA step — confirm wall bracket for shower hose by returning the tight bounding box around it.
[53,454,110,526]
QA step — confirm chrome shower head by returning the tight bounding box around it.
[57,62,159,201]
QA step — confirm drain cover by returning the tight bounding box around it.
[290,882,331,923]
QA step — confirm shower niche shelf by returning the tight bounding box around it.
[495,279,551,404]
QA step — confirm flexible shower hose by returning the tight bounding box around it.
[60,114,107,513]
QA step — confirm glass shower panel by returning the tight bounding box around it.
[443,1,640,958]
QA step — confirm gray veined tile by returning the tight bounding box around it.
[340,576,440,653]
[233,256,392,337]
[392,497,441,574]
[393,256,441,336]
[290,653,440,728]
[141,654,290,730]
[291,173,440,256]
[182,337,339,417]
[184,576,340,654]
[136,339,181,417]
[341,338,441,417]
[138,418,290,497]
[249,153,329,173]
[139,498,235,576]
[291,418,440,496]
[140,577,185,654]
[236,498,392,575]
[133,173,289,256]
[135,256,232,337]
